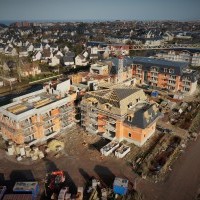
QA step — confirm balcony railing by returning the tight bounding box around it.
[86,127,98,134]
[168,81,176,86]
[105,124,116,132]
[89,112,98,118]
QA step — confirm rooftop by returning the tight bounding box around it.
[6,92,58,115]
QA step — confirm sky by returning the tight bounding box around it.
[0,0,200,22]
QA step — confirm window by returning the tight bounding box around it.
[128,133,132,138]
[164,68,167,73]
[128,116,132,122]
[136,98,140,103]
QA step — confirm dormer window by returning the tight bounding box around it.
[169,69,174,73]
[128,116,132,122]
[127,114,133,122]
[128,102,133,109]
[164,68,168,73]
[105,103,112,110]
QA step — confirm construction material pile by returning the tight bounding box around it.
[46,139,65,153]
[6,140,44,161]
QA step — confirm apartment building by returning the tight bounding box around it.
[156,50,200,66]
[80,86,160,146]
[132,57,198,94]
[0,80,77,145]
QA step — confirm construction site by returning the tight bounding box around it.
[0,77,199,199]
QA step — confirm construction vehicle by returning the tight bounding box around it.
[47,171,66,192]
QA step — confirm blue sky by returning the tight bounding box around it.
[0,0,200,21]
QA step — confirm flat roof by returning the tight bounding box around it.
[6,92,58,115]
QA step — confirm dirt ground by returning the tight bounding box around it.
[0,125,200,200]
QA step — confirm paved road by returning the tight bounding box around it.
[139,136,200,200]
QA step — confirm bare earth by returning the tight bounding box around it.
[0,125,200,200]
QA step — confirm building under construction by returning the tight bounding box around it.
[0,80,77,145]
[80,86,160,146]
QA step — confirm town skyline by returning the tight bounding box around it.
[0,0,200,21]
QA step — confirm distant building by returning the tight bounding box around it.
[132,57,198,94]
[80,86,160,146]
[156,50,200,67]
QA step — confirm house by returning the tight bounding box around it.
[20,61,41,77]
[27,44,34,52]
[162,31,174,41]
[33,43,43,51]
[75,52,89,66]
[19,47,29,57]
[62,52,75,66]
[63,45,69,53]
[32,51,42,61]
[4,46,18,56]
[80,86,160,146]
[41,49,53,62]
[144,37,164,47]
[49,55,61,66]
[50,44,59,52]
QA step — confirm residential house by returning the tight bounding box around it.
[4,46,18,56]
[33,43,43,51]
[20,61,41,77]
[62,52,75,66]
[19,47,29,57]
[75,52,89,66]
[32,51,42,62]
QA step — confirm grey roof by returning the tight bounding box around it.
[132,57,188,76]
[124,104,161,129]
[182,70,199,82]
[65,52,75,57]
[113,88,139,101]
[63,56,74,63]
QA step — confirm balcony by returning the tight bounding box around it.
[44,129,55,136]
[168,76,176,81]
[149,79,158,83]
[168,81,176,86]
[23,128,36,137]
[89,112,98,118]
[21,120,33,129]
[150,68,159,73]
[108,118,116,124]
[105,124,116,132]
[44,121,54,129]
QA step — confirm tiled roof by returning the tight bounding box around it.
[124,103,161,129]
